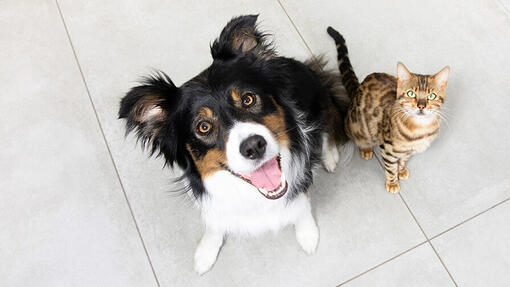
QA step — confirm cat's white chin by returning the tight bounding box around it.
[412,111,436,125]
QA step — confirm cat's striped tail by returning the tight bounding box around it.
[327,26,359,99]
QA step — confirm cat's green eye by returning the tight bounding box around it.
[428,93,437,100]
[406,90,416,98]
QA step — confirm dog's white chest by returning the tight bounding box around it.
[201,171,304,235]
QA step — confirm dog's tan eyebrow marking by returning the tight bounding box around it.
[231,88,247,110]
[198,107,214,118]
[231,88,241,102]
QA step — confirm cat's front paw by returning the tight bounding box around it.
[385,181,400,194]
[398,168,409,180]
[360,148,373,160]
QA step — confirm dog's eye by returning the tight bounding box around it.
[241,92,255,107]
[197,121,212,134]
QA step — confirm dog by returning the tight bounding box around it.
[118,15,349,274]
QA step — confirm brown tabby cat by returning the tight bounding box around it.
[327,27,450,193]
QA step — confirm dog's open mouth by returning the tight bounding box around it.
[224,155,288,199]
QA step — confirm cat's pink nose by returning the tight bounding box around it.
[417,99,426,110]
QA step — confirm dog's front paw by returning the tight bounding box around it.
[194,243,219,275]
[322,155,337,172]
[295,218,319,254]
[322,144,339,173]
[194,230,224,275]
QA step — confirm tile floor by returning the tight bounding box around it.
[1,0,509,286]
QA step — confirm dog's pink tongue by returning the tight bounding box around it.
[248,158,281,191]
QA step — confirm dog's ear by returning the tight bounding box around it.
[119,73,181,165]
[211,15,275,60]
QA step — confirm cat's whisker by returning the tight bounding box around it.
[430,110,451,132]
[440,110,453,121]
[437,106,454,120]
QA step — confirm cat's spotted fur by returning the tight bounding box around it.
[327,27,450,193]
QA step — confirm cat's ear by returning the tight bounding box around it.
[396,62,411,83]
[432,66,450,89]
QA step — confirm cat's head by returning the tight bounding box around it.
[396,62,450,121]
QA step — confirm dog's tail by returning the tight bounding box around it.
[327,27,359,99]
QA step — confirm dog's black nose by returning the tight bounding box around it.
[240,135,267,160]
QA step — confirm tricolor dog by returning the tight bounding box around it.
[119,15,349,274]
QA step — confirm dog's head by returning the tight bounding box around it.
[119,15,294,200]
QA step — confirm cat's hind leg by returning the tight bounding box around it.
[353,138,374,160]
[351,134,373,160]
[359,147,374,160]
[345,107,373,160]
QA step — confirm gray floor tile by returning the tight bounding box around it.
[281,0,510,236]
[342,243,453,287]
[432,200,510,286]
[56,1,425,285]
[0,1,157,286]
[499,0,510,12]
[194,156,425,287]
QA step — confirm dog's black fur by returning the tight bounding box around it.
[119,15,349,200]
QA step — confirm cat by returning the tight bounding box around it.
[327,26,450,193]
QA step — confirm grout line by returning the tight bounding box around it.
[428,241,458,287]
[337,241,428,286]
[429,196,510,241]
[375,153,510,286]
[495,0,510,18]
[274,1,456,280]
[275,0,314,57]
[373,149,384,169]
[398,194,428,242]
[54,1,161,286]
[375,149,510,285]
[374,148,458,285]
[398,194,458,286]
[339,150,459,286]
